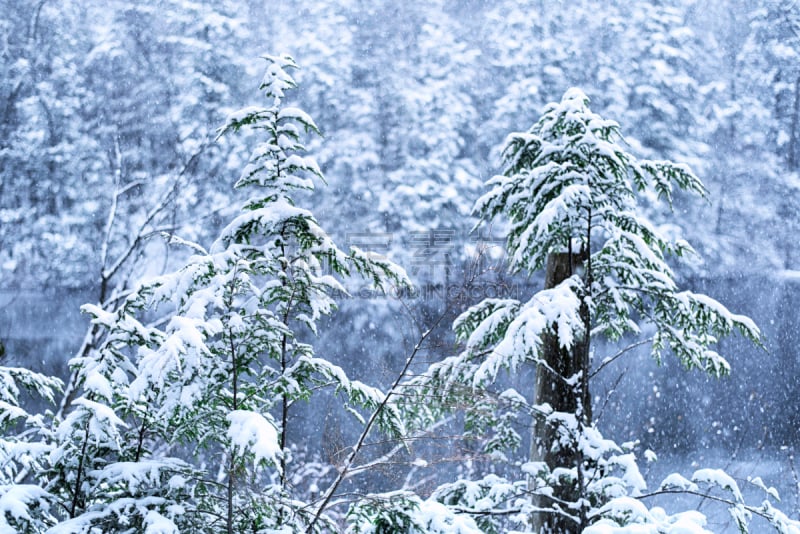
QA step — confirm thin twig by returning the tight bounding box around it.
[304,313,446,533]
[639,488,790,524]
[593,369,626,423]
[590,337,653,378]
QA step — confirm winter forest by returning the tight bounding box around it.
[2,0,800,532]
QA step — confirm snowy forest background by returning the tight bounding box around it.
[2,0,800,532]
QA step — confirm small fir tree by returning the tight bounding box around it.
[46,54,408,533]
[400,88,797,533]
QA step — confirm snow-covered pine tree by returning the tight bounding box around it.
[44,293,195,532]
[54,54,408,533]
[0,366,61,531]
[400,88,798,533]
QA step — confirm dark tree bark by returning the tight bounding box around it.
[530,250,588,534]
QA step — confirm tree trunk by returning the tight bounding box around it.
[529,251,586,534]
